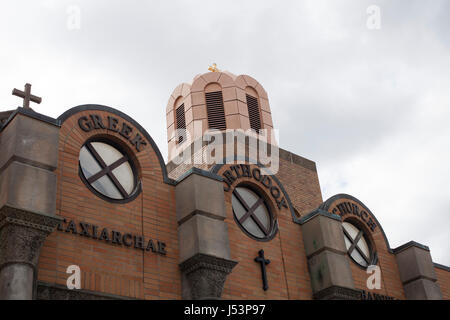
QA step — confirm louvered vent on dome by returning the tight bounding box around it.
[205,91,227,131]
[175,103,186,143]
[246,94,262,133]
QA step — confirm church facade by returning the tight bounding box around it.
[0,71,448,300]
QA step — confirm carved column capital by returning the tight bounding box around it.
[179,254,238,300]
[0,206,62,269]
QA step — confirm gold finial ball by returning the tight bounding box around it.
[208,63,220,72]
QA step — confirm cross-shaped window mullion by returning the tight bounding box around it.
[354,240,371,265]
[343,228,371,265]
[86,156,128,184]
[249,212,269,236]
[347,230,363,254]
[233,189,251,212]
[343,228,354,247]
[233,189,269,236]
[106,170,129,198]
[85,142,130,199]
[238,198,263,224]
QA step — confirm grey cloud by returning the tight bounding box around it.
[1,0,448,265]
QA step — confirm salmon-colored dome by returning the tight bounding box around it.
[166,71,274,161]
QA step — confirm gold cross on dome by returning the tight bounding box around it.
[12,83,42,109]
[208,63,220,72]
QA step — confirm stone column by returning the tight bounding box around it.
[0,109,62,299]
[394,241,442,300]
[175,169,237,300]
[301,209,361,300]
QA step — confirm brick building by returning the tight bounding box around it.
[0,70,448,300]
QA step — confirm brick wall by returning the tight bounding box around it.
[37,109,180,299]
[435,266,450,300]
[35,108,448,300]
[218,152,323,300]
[324,197,406,299]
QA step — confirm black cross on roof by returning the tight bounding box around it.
[12,83,42,109]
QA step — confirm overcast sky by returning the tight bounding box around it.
[1,0,449,265]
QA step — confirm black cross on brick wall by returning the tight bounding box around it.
[255,249,270,291]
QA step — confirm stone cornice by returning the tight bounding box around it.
[0,205,62,233]
[179,254,238,275]
[313,285,362,300]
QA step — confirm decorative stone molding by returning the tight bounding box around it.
[36,282,130,300]
[0,208,60,268]
[179,254,238,300]
[313,285,362,300]
[0,206,62,299]
[0,224,47,269]
[0,206,62,233]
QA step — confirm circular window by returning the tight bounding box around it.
[231,186,277,241]
[342,221,374,268]
[79,140,140,202]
